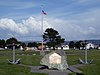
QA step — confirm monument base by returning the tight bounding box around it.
[40,50,45,56]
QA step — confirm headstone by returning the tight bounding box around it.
[40,50,68,71]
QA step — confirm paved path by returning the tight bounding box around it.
[31,66,71,75]
[19,64,83,75]
[68,64,83,73]
[31,64,83,75]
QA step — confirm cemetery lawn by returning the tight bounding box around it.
[0,49,100,75]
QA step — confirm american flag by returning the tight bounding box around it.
[42,10,47,15]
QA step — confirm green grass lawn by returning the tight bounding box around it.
[0,50,47,75]
[67,50,100,75]
[79,50,100,75]
[0,49,100,75]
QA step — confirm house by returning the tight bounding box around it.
[20,46,23,50]
[37,45,45,50]
[61,45,69,50]
[86,43,95,49]
[57,46,62,50]
[55,45,69,50]
[25,47,37,51]
[98,47,100,49]
[40,50,68,70]
[79,43,95,50]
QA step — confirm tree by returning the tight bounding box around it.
[6,37,18,44]
[69,41,75,48]
[27,42,38,47]
[74,40,87,50]
[20,42,26,48]
[0,39,6,48]
[74,40,82,49]
[43,28,65,50]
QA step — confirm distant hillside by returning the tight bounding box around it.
[22,40,100,45]
[64,39,100,45]
[87,40,100,44]
[22,41,41,45]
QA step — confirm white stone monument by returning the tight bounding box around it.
[40,50,68,70]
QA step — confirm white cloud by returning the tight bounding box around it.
[0,17,52,36]
[45,8,100,40]
[0,6,100,41]
[0,18,28,34]
[22,17,52,32]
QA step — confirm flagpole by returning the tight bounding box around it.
[40,5,45,56]
[41,7,43,51]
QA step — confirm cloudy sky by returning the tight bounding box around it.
[0,0,100,41]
